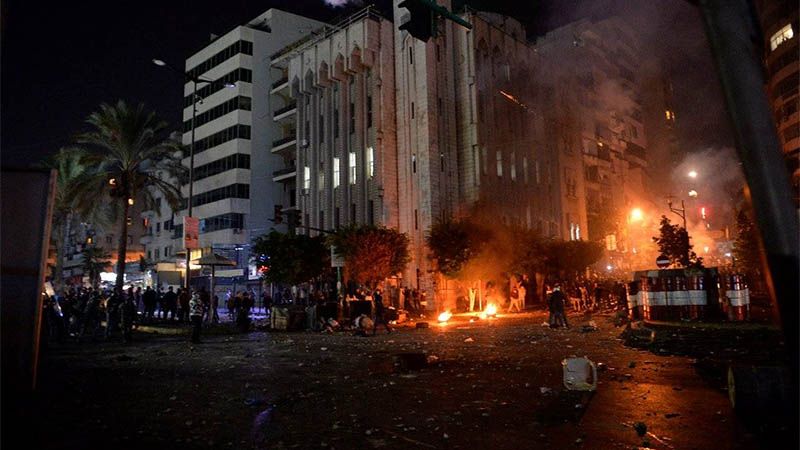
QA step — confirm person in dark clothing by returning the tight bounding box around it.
[549,284,569,329]
[105,292,122,340]
[162,286,178,321]
[143,287,157,322]
[120,294,136,343]
[236,292,252,332]
[189,289,204,344]
[178,288,191,323]
[372,289,392,335]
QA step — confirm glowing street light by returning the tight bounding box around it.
[688,170,698,179]
[630,208,644,222]
[688,189,698,198]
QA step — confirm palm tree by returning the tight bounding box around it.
[81,246,111,289]
[41,148,105,294]
[76,101,185,293]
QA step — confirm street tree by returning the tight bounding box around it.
[652,215,703,268]
[426,217,491,278]
[546,240,605,278]
[76,101,184,293]
[81,246,111,289]
[733,208,762,286]
[252,231,330,285]
[41,148,107,294]
[329,225,410,288]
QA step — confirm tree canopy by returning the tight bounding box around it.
[426,217,491,278]
[329,225,410,288]
[252,231,330,285]
[652,215,703,268]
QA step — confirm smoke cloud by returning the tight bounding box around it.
[322,0,364,7]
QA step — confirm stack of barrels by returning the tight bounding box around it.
[626,270,713,321]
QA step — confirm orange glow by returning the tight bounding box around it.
[438,311,452,323]
[630,208,643,222]
[499,90,530,111]
[479,303,498,319]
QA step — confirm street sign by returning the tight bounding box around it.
[184,216,199,249]
[656,254,670,269]
[331,246,344,268]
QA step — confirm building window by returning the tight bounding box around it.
[335,207,340,229]
[368,200,375,225]
[333,157,341,188]
[156,222,161,233]
[333,84,340,138]
[319,211,324,231]
[349,152,357,184]
[367,147,375,178]
[412,154,417,173]
[303,166,311,189]
[411,102,415,119]
[770,24,794,51]
[409,46,413,65]
[414,209,418,230]
[496,150,503,177]
[351,203,356,223]
[106,235,113,244]
[523,157,529,184]
[367,95,373,128]
[319,115,324,143]
[147,250,151,260]
[318,171,325,191]
[510,151,516,181]
[154,249,160,259]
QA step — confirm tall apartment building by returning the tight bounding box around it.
[755,0,799,205]
[143,9,325,289]
[536,17,651,251]
[452,11,562,236]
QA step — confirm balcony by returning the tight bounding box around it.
[271,76,289,93]
[273,102,297,121]
[272,166,297,182]
[271,133,297,154]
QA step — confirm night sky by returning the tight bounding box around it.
[1,0,733,168]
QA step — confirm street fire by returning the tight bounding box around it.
[438,311,452,323]
[479,303,498,319]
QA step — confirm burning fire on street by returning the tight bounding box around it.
[438,311,453,323]
[479,303,498,320]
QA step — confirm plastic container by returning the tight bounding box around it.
[562,357,598,391]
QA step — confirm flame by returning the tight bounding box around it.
[479,303,498,319]
[499,90,530,112]
[438,311,452,322]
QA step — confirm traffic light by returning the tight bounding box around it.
[287,209,301,229]
[274,205,284,224]
[398,0,436,42]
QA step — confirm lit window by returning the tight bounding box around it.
[770,24,794,51]
[349,152,357,184]
[367,147,375,178]
[303,166,310,189]
[496,150,503,177]
[510,151,516,181]
[333,157,340,188]
[523,157,529,184]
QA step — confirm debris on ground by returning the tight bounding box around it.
[464,337,475,343]
[633,421,648,437]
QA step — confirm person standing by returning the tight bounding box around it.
[143,286,157,322]
[105,291,122,340]
[468,285,477,312]
[120,293,136,343]
[549,284,569,329]
[189,289,204,344]
[210,294,220,324]
[371,289,392,335]
[163,286,178,322]
[507,285,522,313]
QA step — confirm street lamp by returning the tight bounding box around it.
[688,189,698,198]
[153,58,236,292]
[688,170,698,179]
[629,207,644,222]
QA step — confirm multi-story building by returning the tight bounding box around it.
[536,17,651,253]
[144,9,325,291]
[452,11,562,235]
[755,0,798,205]
[61,207,147,286]
[271,7,398,238]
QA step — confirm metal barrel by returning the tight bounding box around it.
[726,274,750,321]
[626,281,639,320]
[673,275,691,320]
[687,275,707,320]
[639,277,650,320]
[649,277,667,321]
